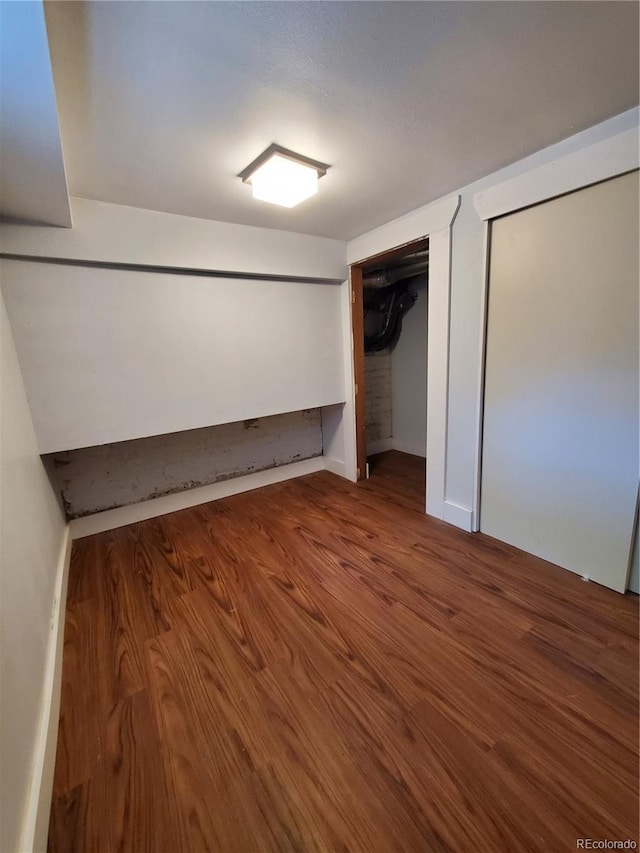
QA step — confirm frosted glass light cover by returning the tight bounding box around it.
[250,154,318,208]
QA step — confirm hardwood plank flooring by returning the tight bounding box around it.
[49,451,639,852]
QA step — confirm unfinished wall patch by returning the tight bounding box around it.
[44,409,322,518]
[364,352,392,446]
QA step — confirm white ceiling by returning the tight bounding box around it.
[0,1,71,227]
[22,2,640,238]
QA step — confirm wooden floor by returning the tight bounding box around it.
[49,451,639,852]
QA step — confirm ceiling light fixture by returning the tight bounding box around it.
[239,144,330,208]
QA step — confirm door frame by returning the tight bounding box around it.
[350,237,429,481]
[349,263,366,481]
[472,125,639,532]
[346,194,460,519]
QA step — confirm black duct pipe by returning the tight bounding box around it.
[363,260,428,289]
[363,271,425,352]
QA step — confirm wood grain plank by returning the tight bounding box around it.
[49,451,640,852]
[52,599,102,795]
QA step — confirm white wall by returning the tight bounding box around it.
[0,290,67,853]
[347,107,639,524]
[1,260,346,453]
[321,282,357,481]
[0,1,71,227]
[3,111,637,516]
[446,108,638,516]
[0,197,346,281]
[391,277,427,457]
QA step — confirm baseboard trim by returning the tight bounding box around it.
[69,457,326,539]
[367,438,393,456]
[323,457,350,480]
[391,438,426,458]
[443,500,475,532]
[19,526,72,853]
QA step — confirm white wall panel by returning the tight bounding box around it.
[0,291,66,853]
[391,277,427,457]
[0,1,71,226]
[1,260,346,453]
[0,197,346,281]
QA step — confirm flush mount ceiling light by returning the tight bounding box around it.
[239,144,330,208]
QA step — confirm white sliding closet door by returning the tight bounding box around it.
[481,171,639,592]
